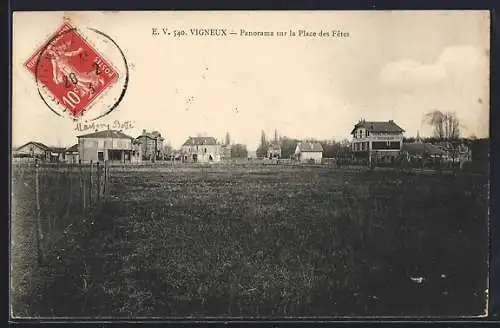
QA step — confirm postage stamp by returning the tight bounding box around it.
[24,21,120,119]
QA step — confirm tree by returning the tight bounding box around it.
[163,142,173,155]
[256,130,269,157]
[225,132,231,145]
[231,144,248,158]
[279,136,299,158]
[423,110,461,140]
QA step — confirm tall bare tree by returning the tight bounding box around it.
[225,132,231,145]
[423,110,461,140]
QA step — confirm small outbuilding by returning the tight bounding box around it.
[295,141,324,164]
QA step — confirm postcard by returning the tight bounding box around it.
[10,10,490,319]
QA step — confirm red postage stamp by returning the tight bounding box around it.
[24,21,119,118]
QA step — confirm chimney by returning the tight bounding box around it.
[143,129,146,135]
[95,129,98,132]
[389,120,394,123]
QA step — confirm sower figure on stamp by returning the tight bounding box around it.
[47,40,105,97]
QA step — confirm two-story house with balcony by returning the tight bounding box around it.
[77,129,142,164]
[181,136,222,163]
[350,119,405,163]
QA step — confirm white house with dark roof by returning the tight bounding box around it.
[295,141,324,164]
[181,136,222,163]
[350,119,405,163]
[77,129,142,164]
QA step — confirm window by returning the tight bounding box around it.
[204,148,207,153]
[366,131,370,137]
[98,151,104,161]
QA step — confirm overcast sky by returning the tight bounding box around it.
[13,11,490,150]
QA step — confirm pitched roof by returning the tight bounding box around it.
[65,144,79,152]
[351,120,405,134]
[49,147,66,153]
[137,130,165,141]
[16,141,50,151]
[268,142,281,151]
[77,130,134,139]
[297,142,324,152]
[183,136,218,146]
[402,142,447,156]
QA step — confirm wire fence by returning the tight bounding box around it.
[11,161,109,266]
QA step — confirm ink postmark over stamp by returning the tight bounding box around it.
[24,20,129,121]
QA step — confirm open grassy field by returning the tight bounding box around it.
[13,165,489,318]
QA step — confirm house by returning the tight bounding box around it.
[181,136,222,163]
[77,129,141,164]
[136,129,165,161]
[166,151,182,161]
[267,142,282,159]
[295,141,324,164]
[13,141,52,162]
[247,150,257,159]
[64,144,80,163]
[401,141,448,161]
[49,147,66,162]
[434,141,472,163]
[350,119,405,163]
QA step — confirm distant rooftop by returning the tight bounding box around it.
[183,136,218,146]
[297,141,324,152]
[138,129,165,140]
[15,141,50,151]
[65,144,79,152]
[351,120,405,134]
[402,142,447,156]
[77,130,134,139]
[268,142,281,150]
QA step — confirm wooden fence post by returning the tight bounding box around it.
[97,162,101,201]
[105,160,109,193]
[103,161,107,194]
[34,163,44,264]
[89,161,93,208]
[81,164,86,210]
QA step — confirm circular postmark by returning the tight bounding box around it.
[29,21,129,122]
